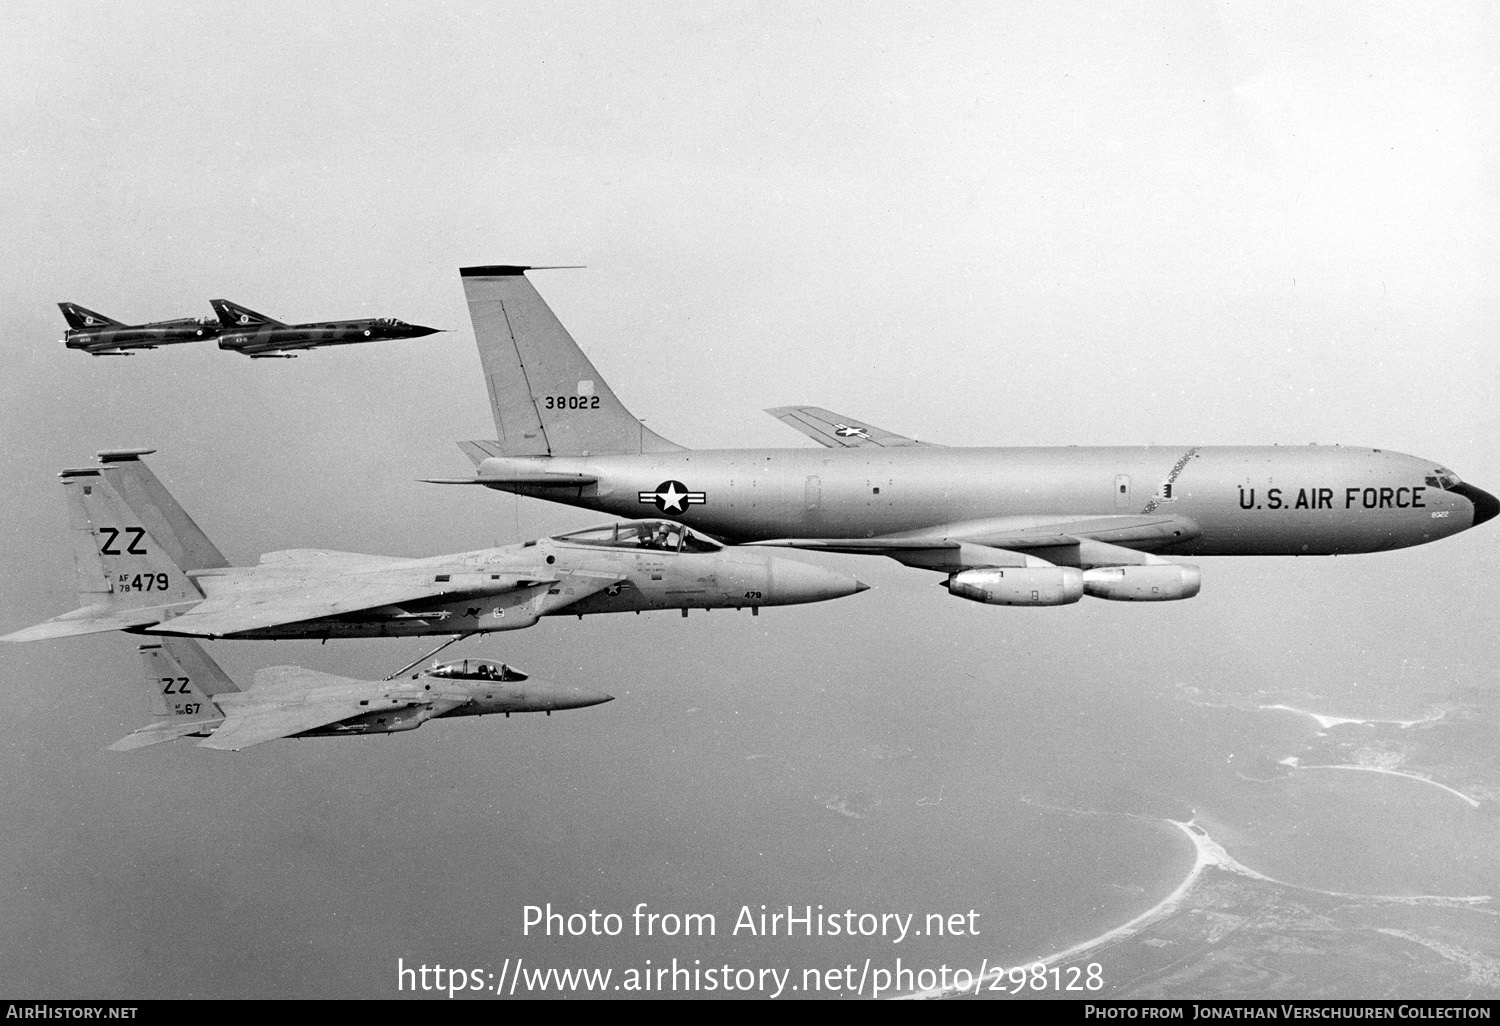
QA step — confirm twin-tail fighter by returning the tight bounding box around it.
[2,449,864,645]
[59,302,220,356]
[431,265,1498,609]
[112,637,611,752]
[210,298,442,358]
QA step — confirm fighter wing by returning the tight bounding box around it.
[195,703,358,750]
[109,718,223,751]
[764,406,940,448]
[3,603,195,643]
[155,566,555,638]
[199,667,470,750]
[197,698,367,751]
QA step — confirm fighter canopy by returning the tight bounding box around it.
[552,521,724,553]
[426,659,529,682]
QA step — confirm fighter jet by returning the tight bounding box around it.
[112,638,612,752]
[429,265,1498,609]
[59,302,220,356]
[2,449,865,645]
[210,298,442,358]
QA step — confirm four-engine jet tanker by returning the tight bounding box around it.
[433,265,1498,608]
[210,298,442,358]
[59,302,220,356]
[3,449,866,644]
[113,638,612,752]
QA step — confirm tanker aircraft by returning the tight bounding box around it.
[431,265,1498,608]
[59,302,220,356]
[210,298,442,358]
[3,449,864,645]
[113,638,612,752]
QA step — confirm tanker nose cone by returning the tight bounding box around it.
[1453,482,1500,527]
[767,558,867,605]
[854,580,870,594]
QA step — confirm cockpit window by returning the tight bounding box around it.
[678,531,723,553]
[552,521,723,553]
[553,525,622,546]
[427,659,528,682]
[1426,470,1462,490]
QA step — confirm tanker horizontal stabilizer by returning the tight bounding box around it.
[765,406,939,448]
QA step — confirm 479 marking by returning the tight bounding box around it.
[117,573,169,593]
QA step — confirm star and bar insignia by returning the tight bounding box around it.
[638,480,707,513]
[833,423,872,439]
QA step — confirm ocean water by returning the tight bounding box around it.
[3,559,1495,998]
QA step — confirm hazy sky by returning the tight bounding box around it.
[1,1,1496,999]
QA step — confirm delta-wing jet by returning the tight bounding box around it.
[210,298,442,358]
[59,303,220,356]
[431,265,1497,609]
[3,449,865,645]
[113,638,612,752]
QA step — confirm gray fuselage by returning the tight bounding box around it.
[476,445,1492,556]
[177,527,862,640]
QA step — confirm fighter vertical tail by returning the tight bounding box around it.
[3,450,217,643]
[459,265,684,457]
[58,303,122,330]
[209,299,282,328]
[108,639,232,750]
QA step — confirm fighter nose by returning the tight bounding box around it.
[551,688,614,710]
[1453,483,1500,527]
[411,324,443,337]
[767,558,867,605]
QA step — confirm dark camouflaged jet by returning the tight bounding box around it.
[59,302,221,356]
[210,298,442,358]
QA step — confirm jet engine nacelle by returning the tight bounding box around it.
[946,566,1084,606]
[1082,564,1201,602]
